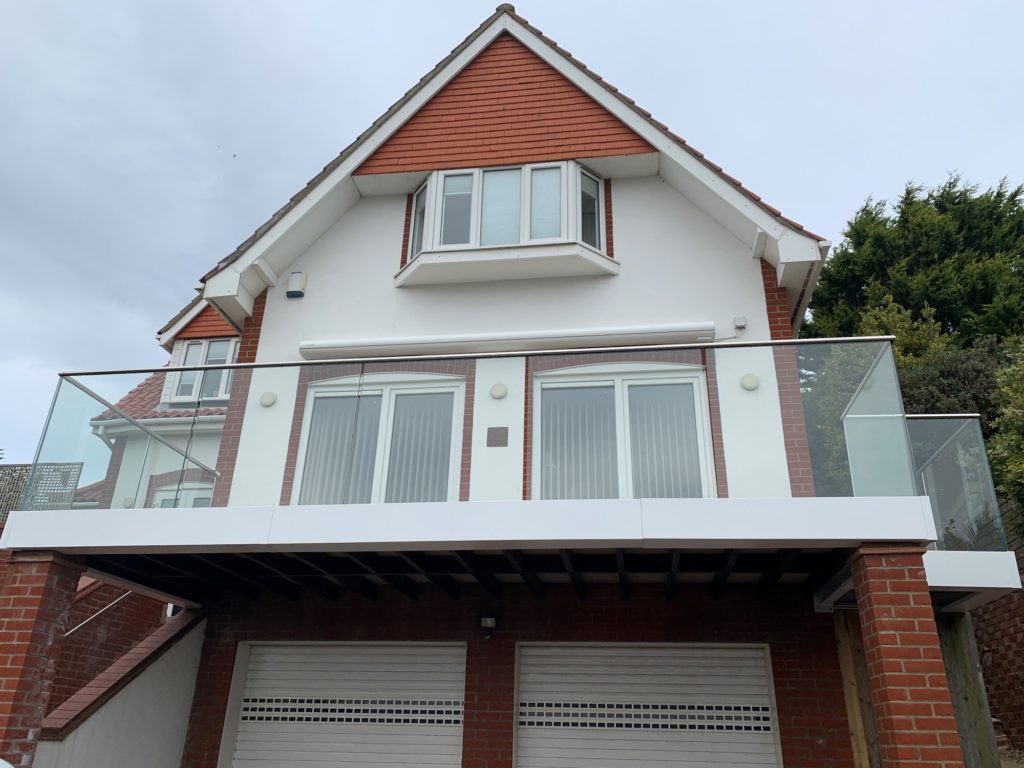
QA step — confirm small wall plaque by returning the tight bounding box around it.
[486,427,509,447]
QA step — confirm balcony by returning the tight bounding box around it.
[3,337,1016,609]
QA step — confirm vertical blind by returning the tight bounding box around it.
[299,395,382,505]
[480,169,522,246]
[628,383,702,497]
[530,167,561,239]
[386,392,455,503]
[540,381,704,499]
[540,386,619,499]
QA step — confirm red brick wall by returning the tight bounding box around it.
[235,290,267,366]
[355,34,654,175]
[760,259,816,497]
[179,585,854,768]
[773,346,816,497]
[973,511,1024,748]
[47,586,165,712]
[761,258,793,342]
[210,291,266,507]
[852,547,965,768]
[0,552,82,766]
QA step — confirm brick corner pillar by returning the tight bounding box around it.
[851,545,965,768]
[0,551,83,767]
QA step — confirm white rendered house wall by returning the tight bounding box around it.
[254,176,773,363]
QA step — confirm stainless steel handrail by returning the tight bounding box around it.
[59,335,897,377]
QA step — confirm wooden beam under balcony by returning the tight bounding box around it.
[397,552,461,600]
[560,549,586,599]
[503,549,545,599]
[451,551,503,599]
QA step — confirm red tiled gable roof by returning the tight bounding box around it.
[94,371,226,422]
[176,305,237,340]
[355,34,654,175]
[200,6,823,285]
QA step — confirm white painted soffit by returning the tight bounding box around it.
[201,11,825,324]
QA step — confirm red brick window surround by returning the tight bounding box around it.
[522,349,727,499]
[280,359,476,504]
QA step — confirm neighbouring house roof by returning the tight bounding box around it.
[73,480,106,504]
[94,371,227,423]
[157,297,240,351]
[199,4,828,333]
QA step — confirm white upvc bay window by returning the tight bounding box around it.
[294,375,465,505]
[533,365,716,501]
[408,161,604,260]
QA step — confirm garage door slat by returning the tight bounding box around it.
[231,643,465,768]
[516,644,781,768]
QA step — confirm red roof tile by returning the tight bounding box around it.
[94,371,226,423]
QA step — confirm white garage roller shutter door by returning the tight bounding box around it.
[516,644,783,768]
[229,643,466,768]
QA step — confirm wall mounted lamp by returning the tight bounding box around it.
[481,616,497,640]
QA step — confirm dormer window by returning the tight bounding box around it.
[171,338,238,402]
[408,161,603,261]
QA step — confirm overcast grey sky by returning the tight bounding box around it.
[1,0,1022,462]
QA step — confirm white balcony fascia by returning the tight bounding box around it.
[0,496,935,555]
[923,550,1022,611]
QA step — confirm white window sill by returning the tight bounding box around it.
[394,241,619,287]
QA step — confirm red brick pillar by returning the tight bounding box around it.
[851,545,965,768]
[0,551,82,767]
[462,637,515,768]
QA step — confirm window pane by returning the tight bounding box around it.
[299,395,382,505]
[480,168,521,246]
[530,167,561,239]
[410,185,427,256]
[440,174,473,245]
[159,498,176,508]
[175,343,202,397]
[386,392,454,503]
[540,386,618,499]
[580,173,600,248]
[199,340,231,399]
[628,383,702,498]
[191,497,212,508]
